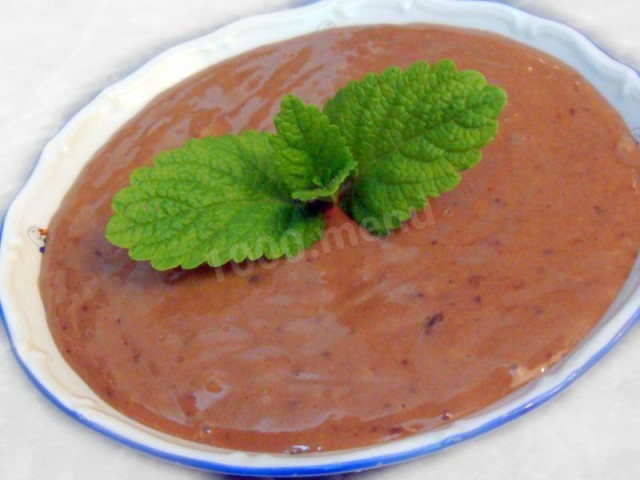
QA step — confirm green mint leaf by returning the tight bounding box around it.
[106,131,325,270]
[324,60,507,235]
[270,94,356,202]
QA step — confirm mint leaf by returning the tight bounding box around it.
[271,94,356,202]
[324,60,507,234]
[106,131,325,270]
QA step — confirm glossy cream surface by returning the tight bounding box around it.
[39,25,640,453]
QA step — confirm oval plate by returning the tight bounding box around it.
[1,0,640,476]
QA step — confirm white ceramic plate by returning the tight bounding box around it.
[2,0,640,476]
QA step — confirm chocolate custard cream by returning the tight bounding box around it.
[40,25,640,453]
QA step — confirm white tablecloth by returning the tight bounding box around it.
[1,1,640,479]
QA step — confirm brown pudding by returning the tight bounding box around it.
[39,25,640,453]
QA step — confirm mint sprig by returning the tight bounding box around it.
[106,60,507,270]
